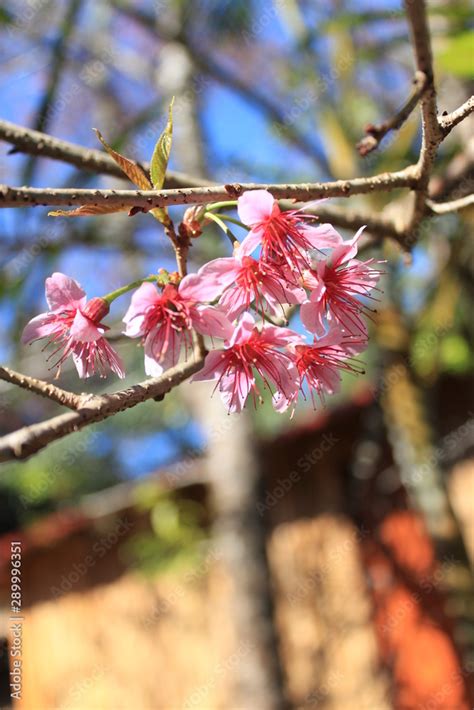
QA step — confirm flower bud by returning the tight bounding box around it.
[82,297,110,323]
[181,205,206,238]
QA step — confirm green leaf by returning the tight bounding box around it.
[150,98,174,189]
[437,32,474,78]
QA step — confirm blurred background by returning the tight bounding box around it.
[0,1,473,708]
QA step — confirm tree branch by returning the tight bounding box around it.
[438,96,474,136]
[0,366,83,410]
[0,119,211,189]
[0,168,419,211]
[357,71,428,156]
[0,357,205,462]
[426,194,474,215]
[403,0,443,240]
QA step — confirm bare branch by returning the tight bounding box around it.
[439,96,474,136]
[0,119,211,189]
[0,357,205,462]
[426,194,474,215]
[0,168,419,211]
[357,71,428,156]
[403,0,443,240]
[0,366,83,410]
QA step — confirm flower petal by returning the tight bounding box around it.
[238,228,264,257]
[123,282,159,327]
[237,189,274,226]
[218,286,251,322]
[191,350,228,382]
[70,310,102,342]
[21,313,61,344]
[331,226,365,267]
[261,324,303,348]
[229,312,255,347]
[219,368,254,413]
[45,272,86,311]
[144,325,182,374]
[100,339,126,378]
[301,300,327,338]
[189,259,240,300]
[303,224,344,250]
[190,305,234,339]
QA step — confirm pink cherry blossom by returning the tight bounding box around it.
[123,275,233,376]
[274,326,367,412]
[191,312,300,413]
[195,252,305,322]
[300,227,383,337]
[21,272,125,378]
[237,189,343,272]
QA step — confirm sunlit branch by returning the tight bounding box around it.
[357,71,428,156]
[0,168,419,210]
[426,194,474,215]
[438,96,474,136]
[0,357,205,462]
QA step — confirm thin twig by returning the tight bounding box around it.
[403,0,443,242]
[357,71,428,156]
[438,96,474,136]
[426,194,474,215]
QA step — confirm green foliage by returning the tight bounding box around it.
[149,98,174,226]
[124,483,208,576]
[437,32,474,78]
[439,334,472,373]
[150,98,174,189]
[0,429,120,524]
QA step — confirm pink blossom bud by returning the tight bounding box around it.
[82,297,110,323]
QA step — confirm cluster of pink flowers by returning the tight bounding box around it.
[22,190,383,413]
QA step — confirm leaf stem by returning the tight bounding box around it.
[204,211,239,247]
[103,276,158,304]
[205,200,238,212]
[218,214,248,229]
